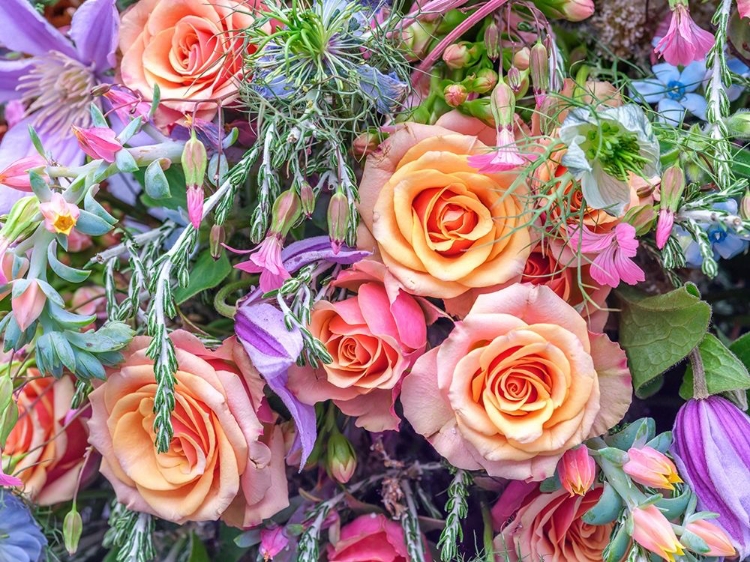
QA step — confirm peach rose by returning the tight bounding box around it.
[288,260,435,431]
[4,372,93,505]
[87,330,288,526]
[327,513,432,562]
[119,0,268,121]
[401,284,631,480]
[358,114,531,299]
[492,481,612,562]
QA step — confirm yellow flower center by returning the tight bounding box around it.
[53,214,77,235]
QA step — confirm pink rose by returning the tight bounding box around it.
[119,0,269,122]
[492,481,612,562]
[327,513,432,562]
[288,260,436,431]
[401,283,632,480]
[4,372,94,505]
[87,330,288,526]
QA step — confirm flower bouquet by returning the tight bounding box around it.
[1,0,750,560]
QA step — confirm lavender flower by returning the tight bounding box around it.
[0,0,118,211]
[0,491,47,562]
[630,62,707,127]
[672,396,750,558]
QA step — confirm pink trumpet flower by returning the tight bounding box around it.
[654,2,715,67]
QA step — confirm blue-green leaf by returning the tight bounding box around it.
[144,160,171,200]
[47,242,90,283]
[75,209,114,235]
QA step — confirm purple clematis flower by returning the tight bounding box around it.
[0,0,119,212]
[672,396,750,558]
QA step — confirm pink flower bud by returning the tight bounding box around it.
[186,185,204,230]
[352,132,381,160]
[326,432,357,484]
[300,182,315,217]
[532,0,594,22]
[484,21,501,60]
[684,520,737,557]
[443,43,474,69]
[72,126,122,163]
[514,47,530,70]
[327,192,350,254]
[0,155,46,191]
[632,504,685,561]
[490,82,516,127]
[260,527,290,559]
[660,165,685,213]
[270,190,302,236]
[470,69,498,94]
[12,279,46,331]
[210,225,225,259]
[39,193,80,236]
[624,446,683,491]
[103,88,151,124]
[557,447,596,496]
[444,84,468,107]
[655,208,675,249]
[507,67,523,93]
[530,42,549,106]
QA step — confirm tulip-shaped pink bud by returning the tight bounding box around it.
[624,446,683,491]
[39,193,80,236]
[327,192,350,254]
[444,84,468,107]
[484,21,501,60]
[12,280,46,331]
[632,504,685,561]
[683,520,737,557]
[654,0,714,67]
[557,446,596,496]
[260,526,290,560]
[530,42,549,107]
[270,190,302,236]
[0,155,46,191]
[655,165,685,249]
[72,126,122,163]
[443,43,478,69]
[514,48,530,70]
[183,131,208,229]
[326,431,357,484]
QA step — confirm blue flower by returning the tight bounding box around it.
[677,201,749,268]
[630,62,708,126]
[357,65,407,114]
[0,491,47,562]
[727,56,750,102]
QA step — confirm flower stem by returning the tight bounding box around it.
[689,347,709,399]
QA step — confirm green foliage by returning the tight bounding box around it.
[173,251,232,305]
[680,333,750,399]
[617,284,711,397]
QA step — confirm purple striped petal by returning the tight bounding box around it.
[69,0,119,71]
[672,396,750,558]
[0,58,33,103]
[235,301,316,468]
[0,0,76,58]
[281,236,370,273]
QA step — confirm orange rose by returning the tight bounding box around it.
[87,331,288,526]
[4,372,93,505]
[357,114,531,299]
[492,481,612,562]
[401,284,631,480]
[119,0,267,121]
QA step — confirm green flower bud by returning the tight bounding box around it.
[530,42,549,104]
[624,204,657,236]
[660,165,685,213]
[724,110,750,139]
[183,131,207,189]
[210,225,225,259]
[270,190,302,236]
[484,21,501,60]
[327,192,349,254]
[466,68,498,94]
[63,507,83,556]
[741,190,750,221]
[326,432,357,484]
[300,182,316,217]
[0,196,40,248]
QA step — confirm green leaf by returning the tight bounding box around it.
[66,322,134,353]
[144,160,171,200]
[137,165,187,210]
[617,284,711,398]
[76,210,115,236]
[173,251,232,305]
[679,333,750,399]
[188,533,210,562]
[47,241,90,283]
[729,332,750,370]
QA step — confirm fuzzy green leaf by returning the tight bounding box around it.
[617,284,711,398]
[679,333,750,399]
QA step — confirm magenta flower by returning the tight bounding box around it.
[0,0,119,212]
[236,236,291,294]
[654,2,714,67]
[468,127,526,173]
[568,223,645,288]
[72,127,122,163]
[656,208,675,249]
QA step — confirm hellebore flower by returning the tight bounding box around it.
[654,2,714,67]
[630,62,707,127]
[0,490,47,562]
[559,104,660,215]
[672,395,750,558]
[0,0,119,207]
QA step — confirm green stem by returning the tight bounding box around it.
[213,278,256,318]
[481,498,495,561]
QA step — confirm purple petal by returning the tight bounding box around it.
[69,0,119,71]
[0,0,76,58]
[235,301,316,468]
[0,58,33,104]
[281,236,370,273]
[672,397,750,557]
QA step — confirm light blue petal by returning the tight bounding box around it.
[715,234,748,260]
[630,79,666,104]
[679,61,707,93]
[657,98,686,127]
[684,241,703,268]
[653,63,680,85]
[714,200,738,214]
[728,57,750,76]
[681,93,707,120]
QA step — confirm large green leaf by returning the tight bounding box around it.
[136,164,187,211]
[174,251,232,305]
[680,333,750,399]
[617,284,711,398]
